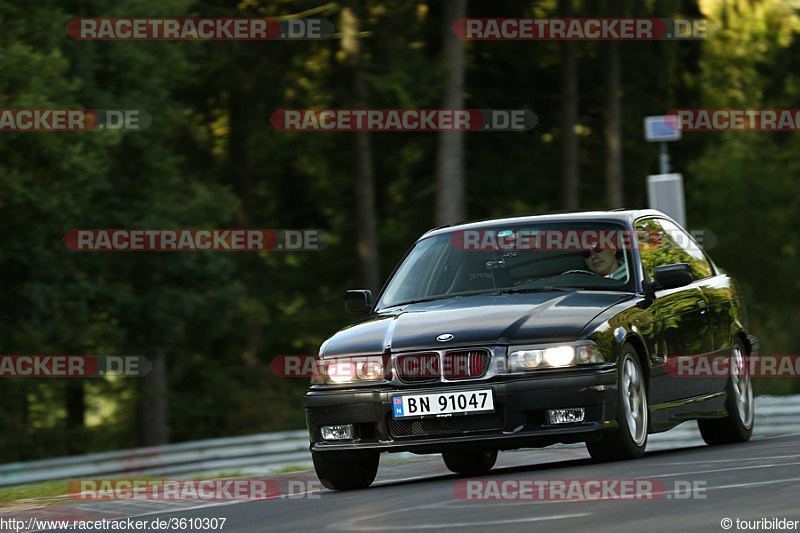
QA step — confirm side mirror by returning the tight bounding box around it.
[345,290,373,313]
[653,263,693,290]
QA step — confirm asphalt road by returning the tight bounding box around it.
[27,432,800,533]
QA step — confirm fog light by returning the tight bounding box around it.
[321,424,354,440]
[548,408,585,424]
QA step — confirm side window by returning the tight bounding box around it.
[636,218,673,283]
[658,219,714,280]
[635,218,713,282]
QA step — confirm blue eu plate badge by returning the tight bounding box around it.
[392,396,403,416]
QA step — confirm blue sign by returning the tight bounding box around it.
[644,115,681,142]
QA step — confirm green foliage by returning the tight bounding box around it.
[1,0,799,461]
[689,0,800,381]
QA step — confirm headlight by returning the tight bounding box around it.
[327,361,357,384]
[507,343,602,372]
[543,346,574,367]
[311,355,388,385]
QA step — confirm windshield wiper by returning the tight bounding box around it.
[381,290,501,309]
[379,296,449,308]
[496,286,577,295]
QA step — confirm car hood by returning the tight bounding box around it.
[322,291,633,355]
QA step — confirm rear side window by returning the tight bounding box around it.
[636,218,714,282]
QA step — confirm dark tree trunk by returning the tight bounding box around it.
[342,6,380,293]
[435,0,467,226]
[229,82,263,367]
[65,380,85,454]
[605,0,624,208]
[230,87,253,227]
[139,348,169,446]
[559,0,580,210]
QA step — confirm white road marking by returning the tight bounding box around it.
[332,513,591,530]
[640,460,800,479]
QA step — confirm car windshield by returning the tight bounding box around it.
[377,222,636,309]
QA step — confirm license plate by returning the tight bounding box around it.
[391,389,494,418]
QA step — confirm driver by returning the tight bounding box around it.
[583,247,627,280]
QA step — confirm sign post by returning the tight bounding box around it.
[644,115,685,226]
[644,115,681,173]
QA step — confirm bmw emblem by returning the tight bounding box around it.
[436,333,454,342]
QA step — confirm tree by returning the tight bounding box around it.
[341,5,380,292]
[559,0,580,210]
[604,0,624,208]
[435,0,467,226]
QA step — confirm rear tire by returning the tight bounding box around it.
[698,338,754,445]
[442,449,498,475]
[311,450,379,490]
[586,344,648,462]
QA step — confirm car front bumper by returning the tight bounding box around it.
[304,366,619,454]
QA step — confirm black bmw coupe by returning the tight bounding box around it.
[304,210,758,490]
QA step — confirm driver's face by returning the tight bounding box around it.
[584,249,618,276]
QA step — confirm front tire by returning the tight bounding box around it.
[311,450,379,490]
[586,345,648,461]
[442,449,498,475]
[698,338,754,445]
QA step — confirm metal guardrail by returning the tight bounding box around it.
[1,395,798,487]
[0,430,311,487]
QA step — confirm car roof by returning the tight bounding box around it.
[420,209,670,240]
